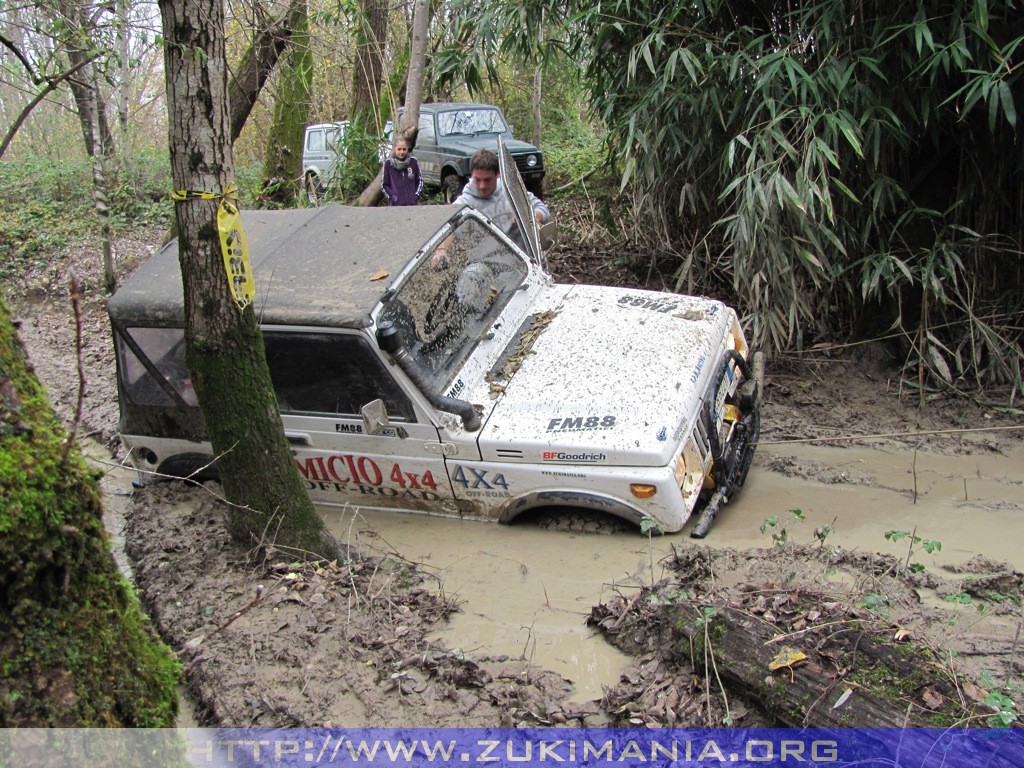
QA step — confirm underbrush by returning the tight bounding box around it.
[0,155,167,281]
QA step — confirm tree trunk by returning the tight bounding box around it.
[227,0,303,143]
[349,0,389,133]
[355,0,427,207]
[87,77,116,295]
[532,19,543,148]
[403,0,430,131]
[116,0,130,136]
[532,63,542,148]
[51,0,115,160]
[260,0,312,207]
[158,0,336,559]
[0,297,180,725]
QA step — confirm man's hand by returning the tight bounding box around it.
[534,210,545,225]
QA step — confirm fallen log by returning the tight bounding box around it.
[590,590,996,728]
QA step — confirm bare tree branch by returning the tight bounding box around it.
[0,53,100,160]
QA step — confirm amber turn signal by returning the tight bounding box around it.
[630,483,657,499]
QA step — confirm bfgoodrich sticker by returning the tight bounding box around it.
[542,451,606,463]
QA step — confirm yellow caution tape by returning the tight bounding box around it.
[170,183,255,310]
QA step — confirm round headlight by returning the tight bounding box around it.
[526,154,538,168]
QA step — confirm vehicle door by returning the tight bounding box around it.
[303,126,329,176]
[414,112,440,185]
[497,137,543,265]
[263,329,458,515]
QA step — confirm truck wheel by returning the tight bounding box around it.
[305,173,323,205]
[525,178,544,199]
[527,508,632,534]
[443,174,465,203]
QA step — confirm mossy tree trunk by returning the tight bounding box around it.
[227,0,308,144]
[158,0,337,559]
[260,0,312,207]
[350,0,389,134]
[0,299,179,725]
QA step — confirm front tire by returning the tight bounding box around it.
[443,174,465,203]
[305,173,324,205]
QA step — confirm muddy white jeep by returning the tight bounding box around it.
[108,144,760,536]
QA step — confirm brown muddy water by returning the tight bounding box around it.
[94,440,1024,708]
[317,442,1024,703]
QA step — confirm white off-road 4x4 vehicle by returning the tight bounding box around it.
[108,143,761,536]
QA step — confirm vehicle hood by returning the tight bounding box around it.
[474,284,735,467]
[443,136,540,156]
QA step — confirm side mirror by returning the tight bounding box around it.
[361,399,390,436]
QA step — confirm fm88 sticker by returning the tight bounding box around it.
[546,415,616,433]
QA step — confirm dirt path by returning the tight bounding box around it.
[5,220,1023,728]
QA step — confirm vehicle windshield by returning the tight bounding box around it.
[379,217,528,391]
[436,108,509,136]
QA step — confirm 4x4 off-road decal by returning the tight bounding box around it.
[546,415,616,432]
[297,454,440,500]
[452,466,511,498]
[617,294,679,314]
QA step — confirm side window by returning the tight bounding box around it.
[325,126,343,153]
[263,332,415,422]
[418,114,435,142]
[117,327,197,407]
[306,128,324,152]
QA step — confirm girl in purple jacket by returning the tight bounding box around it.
[382,138,423,206]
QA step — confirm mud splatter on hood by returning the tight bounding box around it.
[474,284,737,467]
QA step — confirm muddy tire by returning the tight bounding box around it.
[528,509,633,535]
[443,174,465,203]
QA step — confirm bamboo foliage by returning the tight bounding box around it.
[563,0,1024,394]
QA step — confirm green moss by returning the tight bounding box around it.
[845,649,961,728]
[0,297,181,726]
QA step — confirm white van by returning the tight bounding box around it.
[108,146,761,536]
[302,121,348,203]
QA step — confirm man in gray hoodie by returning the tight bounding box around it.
[452,149,550,248]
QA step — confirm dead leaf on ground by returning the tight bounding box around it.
[768,647,809,682]
[961,680,989,703]
[921,687,945,710]
[370,269,389,281]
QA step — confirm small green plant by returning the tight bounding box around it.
[760,508,806,549]
[649,588,689,606]
[640,516,664,536]
[884,528,941,574]
[694,605,718,630]
[944,592,973,605]
[985,691,1018,728]
[857,592,891,617]
[814,516,837,547]
[987,591,1023,607]
[640,515,664,584]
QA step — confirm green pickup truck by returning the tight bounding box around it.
[395,103,546,201]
